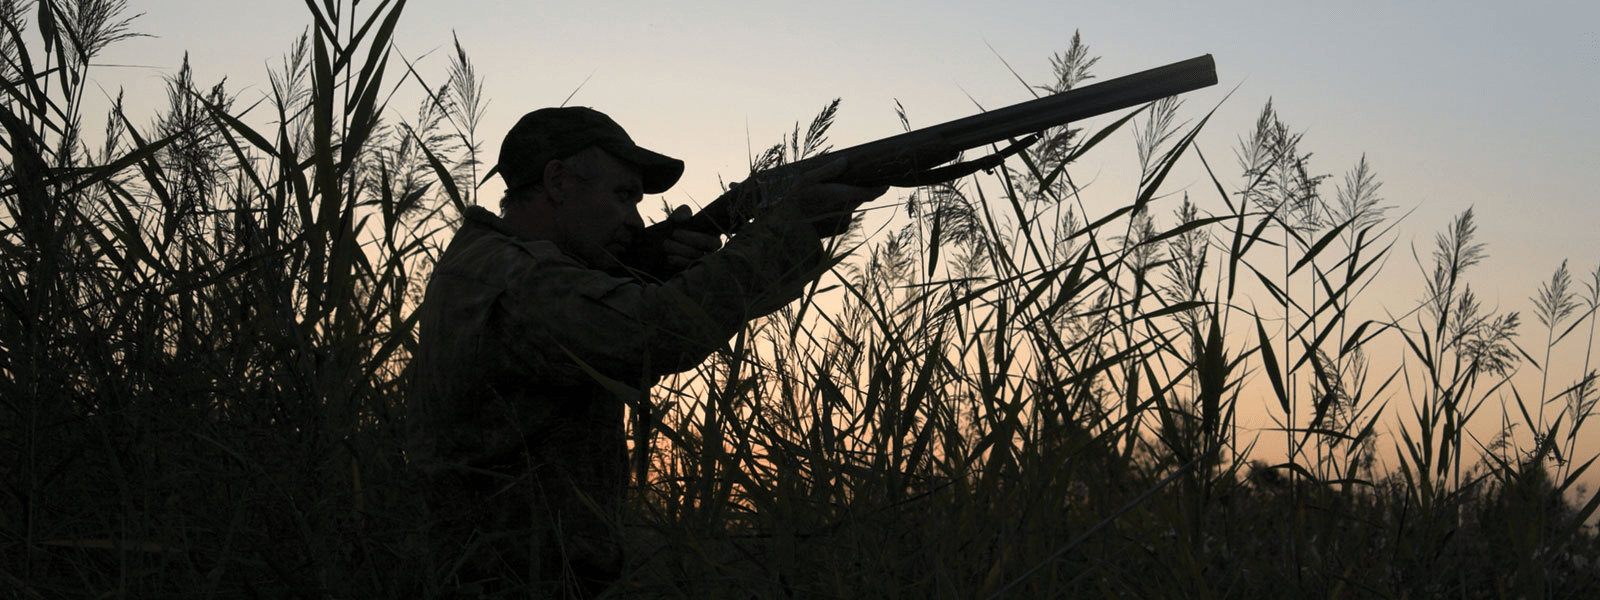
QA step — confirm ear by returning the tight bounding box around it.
[541,159,566,206]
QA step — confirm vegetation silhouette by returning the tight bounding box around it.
[1,1,1596,597]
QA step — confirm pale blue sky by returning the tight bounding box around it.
[78,0,1599,475]
[110,1,1596,301]
[105,1,1595,362]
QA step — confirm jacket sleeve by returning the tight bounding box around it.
[487,214,826,386]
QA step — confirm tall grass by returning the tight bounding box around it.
[1,3,1596,598]
[1,0,468,595]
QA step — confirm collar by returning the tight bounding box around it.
[464,205,534,241]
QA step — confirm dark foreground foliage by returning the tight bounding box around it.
[2,2,1596,598]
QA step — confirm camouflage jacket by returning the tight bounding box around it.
[407,204,824,481]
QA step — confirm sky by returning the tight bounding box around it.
[103,1,1597,302]
[92,0,1599,467]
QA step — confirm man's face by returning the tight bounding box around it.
[550,150,646,269]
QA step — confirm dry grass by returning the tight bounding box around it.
[1,2,1596,598]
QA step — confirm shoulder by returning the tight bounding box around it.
[432,209,641,311]
[439,207,568,275]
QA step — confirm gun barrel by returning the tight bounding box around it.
[814,54,1218,182]
[684,54,1218,236]
[935,54,1217,150]
[934,54,1209,148]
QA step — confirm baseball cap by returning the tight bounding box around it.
[488,107,685,194]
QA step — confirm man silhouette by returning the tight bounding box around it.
[408,107,885,597]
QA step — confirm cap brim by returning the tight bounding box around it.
[602,141,684,194]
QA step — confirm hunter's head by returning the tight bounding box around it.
[491,107,684,268]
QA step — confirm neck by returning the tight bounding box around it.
[502,198,556,241]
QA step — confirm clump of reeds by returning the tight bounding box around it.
[618,33,1600,600]
[0,0,479,595]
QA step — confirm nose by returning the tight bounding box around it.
[625,205,645,232]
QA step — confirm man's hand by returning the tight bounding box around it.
[775,159,890,237]
[616,159,889,279]
[661,205,723,269]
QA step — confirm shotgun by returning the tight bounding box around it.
[623,54,1217,278]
